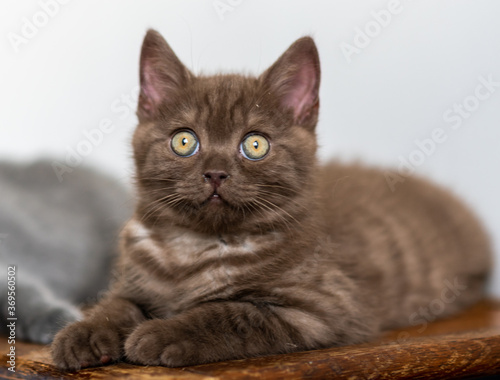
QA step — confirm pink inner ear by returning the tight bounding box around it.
[141,63,164,112]
[282,64,318,121]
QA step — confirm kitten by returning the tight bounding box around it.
[0,160,131,344]
[52,30,491,369]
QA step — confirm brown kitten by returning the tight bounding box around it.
[51,29,492,370]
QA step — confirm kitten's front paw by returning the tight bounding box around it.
[51,320,122,370]
[125,320,201,367]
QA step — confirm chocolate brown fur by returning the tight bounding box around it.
[52,30,491,369]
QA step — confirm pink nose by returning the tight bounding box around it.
[203,171,229,188]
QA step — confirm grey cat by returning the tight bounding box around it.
[0,160,131,344]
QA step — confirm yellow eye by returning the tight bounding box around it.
[241,134,270,160]
[171,130,199,157]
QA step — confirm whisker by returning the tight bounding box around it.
[145,187,176,194]
[247,200,277,234]
[152,196,185,227]
[140,193,182,222]
[255,196,300,230]
[255,183,299,194]
[137,177,178,183]
[255,189,307,210]
[252,198,293,233]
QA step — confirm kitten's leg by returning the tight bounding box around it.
[125,301,349,367]
[51,296,145,370]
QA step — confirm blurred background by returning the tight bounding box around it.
[1,0,499,293]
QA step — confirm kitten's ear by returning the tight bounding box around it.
[138,29,191,120]
[260,37,320,128]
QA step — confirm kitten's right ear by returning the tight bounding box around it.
[138,29,191,120]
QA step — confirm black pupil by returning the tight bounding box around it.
[252,140,259,149]
[182,137,188,146]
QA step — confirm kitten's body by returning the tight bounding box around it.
[52,31,491,369]
[117,163,489,346]
[0,161,131,343]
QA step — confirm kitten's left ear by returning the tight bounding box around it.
[260,37,320,129]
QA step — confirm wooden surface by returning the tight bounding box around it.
[2,300,500,379]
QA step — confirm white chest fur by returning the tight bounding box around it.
[123,219,279,314]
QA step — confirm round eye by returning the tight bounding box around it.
[171,130,199,157]
[241,134,270,160]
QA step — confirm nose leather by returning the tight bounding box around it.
[203,171,229,188]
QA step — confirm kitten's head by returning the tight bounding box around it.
[133,30,321,234]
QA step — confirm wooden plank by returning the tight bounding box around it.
[2,300,500,379]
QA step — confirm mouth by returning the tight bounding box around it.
[206,190,223,205]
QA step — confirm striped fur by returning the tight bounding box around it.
[52,30,491,370]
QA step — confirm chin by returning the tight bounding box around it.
[139,197,234,234]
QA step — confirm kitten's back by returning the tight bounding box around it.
[317,162,491,328]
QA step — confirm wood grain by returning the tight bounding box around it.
[2,300,500,379]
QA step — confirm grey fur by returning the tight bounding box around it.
[0,160,132,344]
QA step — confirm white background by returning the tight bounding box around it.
[1,0,499,293]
